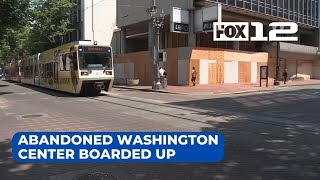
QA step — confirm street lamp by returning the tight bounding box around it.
[273,41,280,86]
[148,0,165,90]
[273,25,283,86]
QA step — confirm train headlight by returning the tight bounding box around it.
[81,72,88,76]
[106,71,112,75]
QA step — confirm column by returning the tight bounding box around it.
[188,10,196,47]
[148,21,155,59]
[317,29,320,49]
[233,41,240,50]
[120,28,126,54]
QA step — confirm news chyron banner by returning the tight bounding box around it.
[12,132,224,162]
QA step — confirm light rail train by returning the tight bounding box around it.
[3,41,114,95]
[3,59,21,82]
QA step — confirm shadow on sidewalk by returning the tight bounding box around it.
[1,115,319,180]
[1,88,319,179]
[169,88,320,123]
[197,115,320,179]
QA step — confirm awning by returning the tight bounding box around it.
[279,42,319,56]
[264,42,320,57]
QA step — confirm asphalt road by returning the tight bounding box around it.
[0,80,319,180]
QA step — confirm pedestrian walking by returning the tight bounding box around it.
[191,67,197,86]
[283,69,288,84]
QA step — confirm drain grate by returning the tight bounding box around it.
[73,172,118,180]
[21,114,43,118]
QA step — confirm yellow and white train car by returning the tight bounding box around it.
[20,41,114,95]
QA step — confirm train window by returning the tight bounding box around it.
[72,52,78,71]
[47,63,49,77]
[59,54,70,71]
[35,65,38,76]
[44,64,47,78]
[41,64,44,78]
[65,53,71,71]
[47,63,51,78]
[48,63,53,78]
[26,66,29,77]
[59,55,64,71]
[55,62,59,80]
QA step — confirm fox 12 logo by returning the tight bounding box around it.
[213,22,298,41]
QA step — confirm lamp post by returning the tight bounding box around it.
[273,41,280,86]
[273,25,284,86]
[148,0,165,90]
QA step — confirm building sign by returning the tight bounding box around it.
[213,22,298,41]
[174,23,189,33]
[195,4,222,32]
[171,7,189,33]
[203,21,217,31]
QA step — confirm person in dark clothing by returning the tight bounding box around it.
[191,67,197,86]
[283,69,288,84]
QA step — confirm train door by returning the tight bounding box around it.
[54,50,60,90]
[47,62,54,89]
[34,54,40,86]
[53,56,59,89]
[39,54,44,87]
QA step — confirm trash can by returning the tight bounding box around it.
[160,76,167,89]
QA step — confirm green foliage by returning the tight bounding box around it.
[0,0,29,40]
[0,0,76,64]
[31,0,76,44]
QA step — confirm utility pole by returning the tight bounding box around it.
[92,0,95,41]
[148,0,165,90]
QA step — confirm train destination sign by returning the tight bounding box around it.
[79,47,111,53]
[88,47,105,51]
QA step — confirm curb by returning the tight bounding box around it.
[112,85,186,95]
[282,83,320,87]
[113,83,320,96]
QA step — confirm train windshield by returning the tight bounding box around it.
[78,46,112,70]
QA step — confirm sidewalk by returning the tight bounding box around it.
[113,79,320,95]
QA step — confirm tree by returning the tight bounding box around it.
[0,0,76,64]
[30,0,76,45]
[0,0,30,41]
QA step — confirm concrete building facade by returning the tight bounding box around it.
[113,0,320,85]
[64,0,117,45]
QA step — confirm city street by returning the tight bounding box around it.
[0,80,319,180]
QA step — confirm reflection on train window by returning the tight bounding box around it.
[41,64,44,78]
[59,54,71,71]
[35,65,38,77]
[44,64,47,78]
[59,55,65,71]
[47,63,51,78]
[79,51,112,70]
[55,62,59,81]
[66,54,71,71]
[72,52,78,71]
